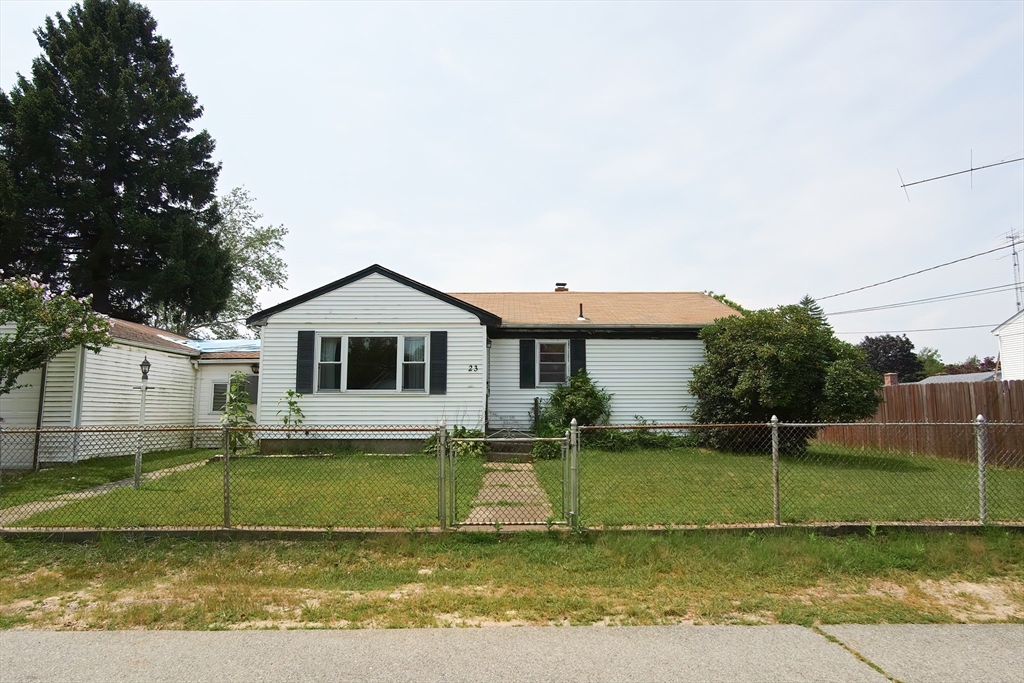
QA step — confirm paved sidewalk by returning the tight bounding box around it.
[2,624,1021,682]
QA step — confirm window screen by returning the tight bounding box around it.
[539,342,567,384]
[318,337,342,391]
[403,336,426,391]
[212,383,227,411]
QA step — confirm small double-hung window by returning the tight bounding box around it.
[538,342,568,384]
[402,337,426,391]
[318,337,343,391]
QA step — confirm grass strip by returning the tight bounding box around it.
[1,528,1021,630]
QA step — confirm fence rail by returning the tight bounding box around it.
[0,419,1021,531]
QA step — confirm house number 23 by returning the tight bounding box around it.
[467,364,480,372]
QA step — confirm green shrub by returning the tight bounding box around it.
[422,425,488,458]
[582,416,697,451]
[531,371,611,459]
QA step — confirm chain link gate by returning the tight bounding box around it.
[437,419,579,528]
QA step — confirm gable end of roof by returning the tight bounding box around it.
[245,264,502,327]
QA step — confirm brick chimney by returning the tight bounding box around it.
[883,373,898,387]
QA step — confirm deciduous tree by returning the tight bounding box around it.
[857,334,925,383]
[0,273,112,399]
[148,187,287,338]
[690,298,880,451]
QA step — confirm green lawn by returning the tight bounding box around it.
[535,446,1024,527]
[0,448,218,510]
[15,454,481,529]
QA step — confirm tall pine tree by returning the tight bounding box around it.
[0,0,231,322]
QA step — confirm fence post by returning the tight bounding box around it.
[975,414,987,525]
[569,418,579,528]
[0,420,4,492]
[562,429,570,521]
[771,416,780,526]
[437,421,447,530]
[222,426,231,529]
[134,430,143,491]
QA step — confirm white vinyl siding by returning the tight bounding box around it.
[487,338,705,429]
[996,314,1024,381]
[195,362,260,425]
[256,273,487,428]
[78,344,195,427]
[39,348,81,428]
[0,367,42,429]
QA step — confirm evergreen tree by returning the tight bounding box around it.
[0,0,231,322]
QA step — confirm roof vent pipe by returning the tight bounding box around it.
[555,282,568,292]
[577,303,587,322]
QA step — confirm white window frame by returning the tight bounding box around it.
[211,376,258,413]
[315,333,430,394]
[537,340,569,386]
[316,336,344,392]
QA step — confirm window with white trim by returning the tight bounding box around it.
[402,336,426,391]
[318,337,342,391]
[538,341,567,384]
[212,376,258,411]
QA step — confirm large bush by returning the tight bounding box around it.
[532,371,611,458]
[690,299,880,452]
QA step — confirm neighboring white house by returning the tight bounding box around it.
[993,309,1024,381]
[0,319,258,467]
[245,264,739,431]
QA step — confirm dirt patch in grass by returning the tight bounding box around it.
[916,579,1023,621]
[2,530,1022,630]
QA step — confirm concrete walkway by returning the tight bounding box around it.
[0,460,209,526]
[462,462,553,525]
[1,624,1020,682]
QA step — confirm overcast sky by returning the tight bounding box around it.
[2,1,1022,362]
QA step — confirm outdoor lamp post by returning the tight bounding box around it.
[134,356,151,490]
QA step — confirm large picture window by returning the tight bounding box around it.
[538,342,567,384]
[347,336,398,390]
[313,334,433,393]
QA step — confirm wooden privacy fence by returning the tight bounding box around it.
[818,380,1024,467]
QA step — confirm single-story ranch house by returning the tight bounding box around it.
[245,264,739,431]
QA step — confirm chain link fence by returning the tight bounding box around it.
[578,419,1024,527]
[1,419,1021,530]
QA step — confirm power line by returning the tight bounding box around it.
[835,324,998,334]
[825,283,1017,316]
[818,244,1012,300]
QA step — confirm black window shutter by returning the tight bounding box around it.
[296,330,315,394]
[570,338,586,376]
[429,331,448,395]
[519,339,536,389]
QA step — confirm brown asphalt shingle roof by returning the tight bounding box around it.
[448,292,740,327]
[108,318,198,356]
[199,351,261,360]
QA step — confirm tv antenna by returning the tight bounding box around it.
[897,151,1023,201]
[1009,228,1023,312]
